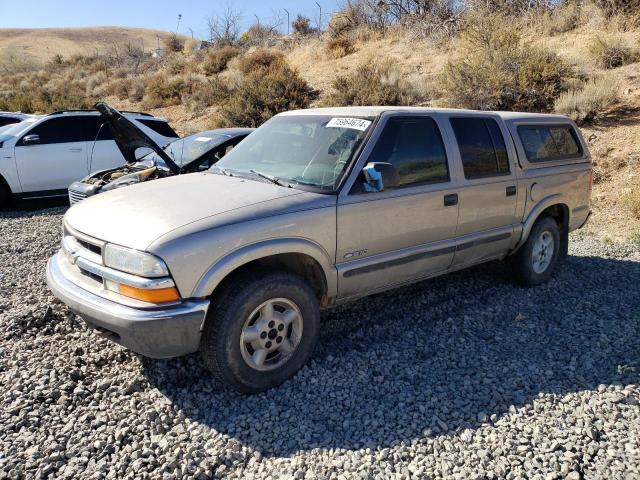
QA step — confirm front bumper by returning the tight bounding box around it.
[46,252,209,358]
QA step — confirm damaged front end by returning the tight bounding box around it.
[69,165,170,204]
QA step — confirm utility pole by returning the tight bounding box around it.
[284,8,290,35]
[188,27,194,39]
[176,14,182,32]
[315,2,322,32]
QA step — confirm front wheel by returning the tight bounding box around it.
[200,269,320,393]
[512,215,561,286]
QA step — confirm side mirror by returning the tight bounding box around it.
[362,162,400,192]
[21,134,40,145]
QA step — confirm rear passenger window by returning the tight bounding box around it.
[85,116,114,141]
[518,125,582,162]
[367,116,449,187]
[139,119,179,138]
[450,117,510,179]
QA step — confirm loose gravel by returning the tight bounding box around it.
[1,205,639,480]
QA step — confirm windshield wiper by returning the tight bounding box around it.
[249,169,291,187]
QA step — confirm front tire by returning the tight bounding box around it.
[512,215,561,286]
[0,181,9,210]
[200,269,320,393]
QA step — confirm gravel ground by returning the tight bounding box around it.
[1,205,639,480]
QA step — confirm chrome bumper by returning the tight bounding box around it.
[46,252,209,358]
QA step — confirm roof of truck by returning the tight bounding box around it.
[278,106,572,122]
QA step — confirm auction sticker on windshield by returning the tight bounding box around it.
[326,117,372,131]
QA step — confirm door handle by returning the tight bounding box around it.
[69,148,83,152]
[444,193,458,206]
[506,186,517,197]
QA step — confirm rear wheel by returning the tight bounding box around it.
[200,269,320,393]
[512,215,561,286]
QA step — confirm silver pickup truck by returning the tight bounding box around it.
[47,107,592,393]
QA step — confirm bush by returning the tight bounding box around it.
[215,64,314,127]
[326,37,355,58]
[439,14,573,112]
[292,15,314,35]
[541,4,582,35]
[143,74,186,108]
[236,49,285,75]
[324,59,420,106]
[163,33,184,54]
[554,77,619,124]
[589,36,638,69]
[184,76,230,113]
[184,38,198,54]
[592,0,640,15]
[202,46,239,75]
[625,190,640,219]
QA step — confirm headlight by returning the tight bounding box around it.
[103,243,169,278]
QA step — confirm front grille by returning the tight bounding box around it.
[77,238,101,256]
[68,190,86,205]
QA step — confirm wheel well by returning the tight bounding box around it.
[212,253,329,306]
[0,174,11,205]
[539,203,569,258]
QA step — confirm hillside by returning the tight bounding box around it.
[0,27,185,61]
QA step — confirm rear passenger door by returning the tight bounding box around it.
[14,116,89,193]
[336,114,460,299]
[445,116,520,267]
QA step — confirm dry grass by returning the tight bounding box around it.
[236,49,285,75]
[326,37,356,59]
[202,46,239,75]
[554,77,619,124]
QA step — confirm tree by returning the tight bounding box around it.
[207,5,242,46]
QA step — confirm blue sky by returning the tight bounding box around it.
[0,0,340,37]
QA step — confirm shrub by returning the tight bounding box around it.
[589,36,638,69]
[324,59,420,106]
[184,76,230,113]
[626,190,640,219]
[439,14,573,112]
[240,24,280,47]
[554,77,619,124]
[215,64,314,127]
[326,37,355,58]
[236,49,285,75]
[184,38,198,54]
[165,54,186,75]
[143,74,185,108]
[292,15,314,35]
[164,33,184,54]
[202,46,239,75]
[541,4,582,35]
[592,0,640,15]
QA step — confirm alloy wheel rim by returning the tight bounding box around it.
[532,230,554,274]
[240,298,303,371]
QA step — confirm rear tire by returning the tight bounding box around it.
[200,269,320,394]
[512,215,560,286]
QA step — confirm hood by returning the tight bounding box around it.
[94,102,181,174]
[64,173,311,250]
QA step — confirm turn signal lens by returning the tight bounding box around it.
[118,285,180,303]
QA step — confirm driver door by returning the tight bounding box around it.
[336,114,460,300]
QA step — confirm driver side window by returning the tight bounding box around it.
[366,116,450,188]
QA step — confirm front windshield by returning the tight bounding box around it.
[141,132,231,168]
[213,115,373,190]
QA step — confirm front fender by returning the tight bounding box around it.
[191,237,338,300]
